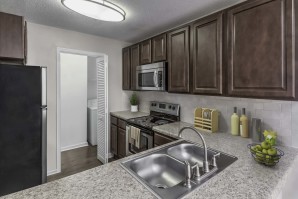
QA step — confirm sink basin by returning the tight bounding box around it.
[167,143,216,167]
[121,140,238,199]
[130,154,185,188]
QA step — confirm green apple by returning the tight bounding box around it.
[256,152,264,158]
[265,155,271,160]
[268,148,277,156]
[261,141,271,150]
[262,149,268,154]
[255,145,262,151]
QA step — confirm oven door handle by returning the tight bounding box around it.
[154,70,158,87]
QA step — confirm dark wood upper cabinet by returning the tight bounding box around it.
[0,12,25,61]
[122,47,131,90]
[192,12,223,95]
[152,34,167,62]
[167,26,190,93]
[130,44,140,90]
[110,124,118,156]
[117,127,126,158]
[227,0,295,98]
[140,39,152,64]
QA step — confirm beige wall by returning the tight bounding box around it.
[26,22,129,173]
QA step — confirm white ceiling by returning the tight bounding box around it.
[0,0,245,43]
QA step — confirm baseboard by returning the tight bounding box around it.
[61,142,88,152]
[47,169,59,176]
[108,153,114,158]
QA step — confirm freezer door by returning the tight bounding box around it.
[0,64,46,196]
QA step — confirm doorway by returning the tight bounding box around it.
[55,48,109,177]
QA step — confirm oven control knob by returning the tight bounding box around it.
[172,106,176,110]
[169,105,172,109]
[151,103,154,106]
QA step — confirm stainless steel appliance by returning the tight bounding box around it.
[251,118,262,142]
[0,64,47,197]
[136,62,166,91]
[126,101,180,155]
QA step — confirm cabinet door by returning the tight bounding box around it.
[130,44,140,90]
[154,132,177,147]
[227,0,295,98]
[0,12,24,60]
[117,128,126,158]
[122,47,131,90]
[152,34,167,62]
[193,12,223,95]
[140,39,152,64]
[110,124,118,155]
[167,26,190,93]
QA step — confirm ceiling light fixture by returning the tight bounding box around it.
[61,0,125,22]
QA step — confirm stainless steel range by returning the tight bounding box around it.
[126,101,180,155]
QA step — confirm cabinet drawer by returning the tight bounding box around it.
[154,132,177,146]
[118,119,127,129]
[111,116,117,125]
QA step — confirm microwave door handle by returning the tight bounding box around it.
[154,71,158,87]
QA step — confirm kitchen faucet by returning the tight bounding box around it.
[178,126,210,173]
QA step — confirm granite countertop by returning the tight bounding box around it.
[3,121,298,199]
[110,110,149,120]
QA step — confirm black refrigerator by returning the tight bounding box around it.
[0,64,47,197]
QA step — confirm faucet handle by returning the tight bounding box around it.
[183,161,192,188]
[211,153,221,167]
[192,163,201,181]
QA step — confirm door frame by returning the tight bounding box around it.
[56,47,108,174]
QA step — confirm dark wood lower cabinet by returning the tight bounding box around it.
[110,115,127,159]
[117,128,126,158]
[154,132,177,147]
[110,124,118,155]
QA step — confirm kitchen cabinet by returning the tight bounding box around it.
[110,115,127,159]
[154,132,177,147]
[122,47,131,90]
[140,39,152,64]
[152,34,167,62]
[0,12,26,63]
[110,124,118,155]
[117,128,126,158]
[192,12,223,95]
[227,0,295,99]
[130,44,140,90]
[167,26,190,93]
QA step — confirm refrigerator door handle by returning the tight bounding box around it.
[41,67,47,106]
[41,107,47,183]
[41,67,47,183]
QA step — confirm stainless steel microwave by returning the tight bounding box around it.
[136,62,166,91]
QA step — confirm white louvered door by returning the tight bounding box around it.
[96,55,108,164]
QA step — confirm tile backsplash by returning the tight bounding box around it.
[125,91,298,148]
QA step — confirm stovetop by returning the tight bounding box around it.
[127,115,174,129]
[127,101,180,130]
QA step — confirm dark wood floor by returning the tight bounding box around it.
[47,145,102,182]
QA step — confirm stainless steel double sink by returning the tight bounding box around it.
[121,140,238,199]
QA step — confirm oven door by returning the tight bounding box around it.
[128,127,153,154]
[136,65,166,91]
